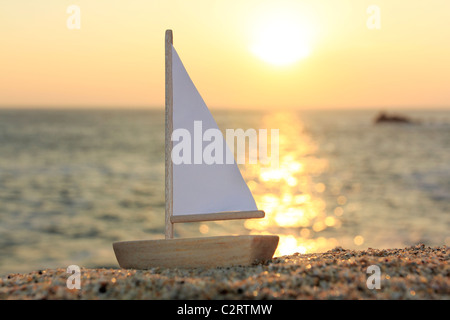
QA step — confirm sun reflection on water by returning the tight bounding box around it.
[243,112,341,256]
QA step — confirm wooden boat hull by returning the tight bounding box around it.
[113,235,279,269]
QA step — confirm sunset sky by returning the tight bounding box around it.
[1,0,449,109]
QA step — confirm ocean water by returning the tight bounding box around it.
[0,108,449,275]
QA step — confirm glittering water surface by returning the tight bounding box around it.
[0,109,449,275]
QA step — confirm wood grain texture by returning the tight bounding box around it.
[171,210,265,223]
[113,235,279,269]
[165,29,174,239]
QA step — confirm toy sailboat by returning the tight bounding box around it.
[112,30,279,269]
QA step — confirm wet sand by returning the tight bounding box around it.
[1,244,448,300]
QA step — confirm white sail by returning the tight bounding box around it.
[171,45,258,217]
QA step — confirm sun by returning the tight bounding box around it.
[250,11,314,66]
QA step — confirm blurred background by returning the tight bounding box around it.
[0,1,449,275]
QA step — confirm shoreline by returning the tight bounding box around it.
[1,244,448,300]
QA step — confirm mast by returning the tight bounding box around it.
[165,30,264,232]
[165,29,174,239]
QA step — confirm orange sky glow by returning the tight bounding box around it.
[1,0,449,110]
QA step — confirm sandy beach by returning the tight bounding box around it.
[0,244,447,300]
